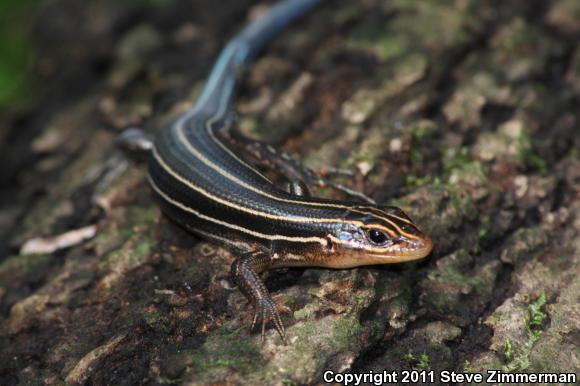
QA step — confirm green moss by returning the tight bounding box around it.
[343,130,385,169]
[478,119,547,173]
[0,253,53,278]
[374,34,410,62]
[189,326,261,375]
[502,294,549,373]
[425,251,496,316]
[390,1,474,50]
[332,315,364,351]
[102,234,154,269]
[447,185,478,221]
[452,161,487,185]
[293,319,322,352]
[408,121,436,167]
[462,360,474,373]
[504,339,514,363]
[292,308,310,321]
[403,351,415,364]
[345,145,380,167]
[411,120,437,143]
[447,266,488,298]
[94,205,157,254]
[345,22,409,61]
[527,292,547,332]
[15,197,71,246]
[442,147,470,173]
[478,214,491,240]
[351,292,367,307]
[442,147,488,198]
[503,342,530,372]
[93,229,119,252]
[272,313,370,379]
[415,353,431,371]
[403,351,431,371]
[0,0,36,108]
[516,129,547,174]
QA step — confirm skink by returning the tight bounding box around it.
[140,0,432,342]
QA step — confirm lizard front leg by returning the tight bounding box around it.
[231,252,288,343]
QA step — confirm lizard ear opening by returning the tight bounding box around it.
[324,236,334,250]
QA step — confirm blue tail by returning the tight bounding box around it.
[193,0,321,114]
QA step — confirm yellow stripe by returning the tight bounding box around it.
[174,111,359,210]
[154,142,421,240]
[180,114,421,241]
[184,223,253,252]
[149,176,327,245]
[177,121,412,225]
[367,207,415,225]
[153,146,363,225]
[153,143,419,240]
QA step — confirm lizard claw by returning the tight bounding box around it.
[251,297,288,344]
[231,255,290,344]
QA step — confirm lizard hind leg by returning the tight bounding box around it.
[286,180,310,197]
[222,129,376,204]
[116,128,153,163]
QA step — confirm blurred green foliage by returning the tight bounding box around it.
[0,0,37,109]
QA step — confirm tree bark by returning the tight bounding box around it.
[0,0,578,384]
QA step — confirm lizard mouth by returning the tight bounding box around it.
[318,236,433,268]
[386,236,433,260]
[360,238,432,264]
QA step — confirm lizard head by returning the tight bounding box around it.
[322,205,432,268]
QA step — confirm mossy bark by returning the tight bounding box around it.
[0,0,578,384]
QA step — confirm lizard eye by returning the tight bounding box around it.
[367,229,388,246]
